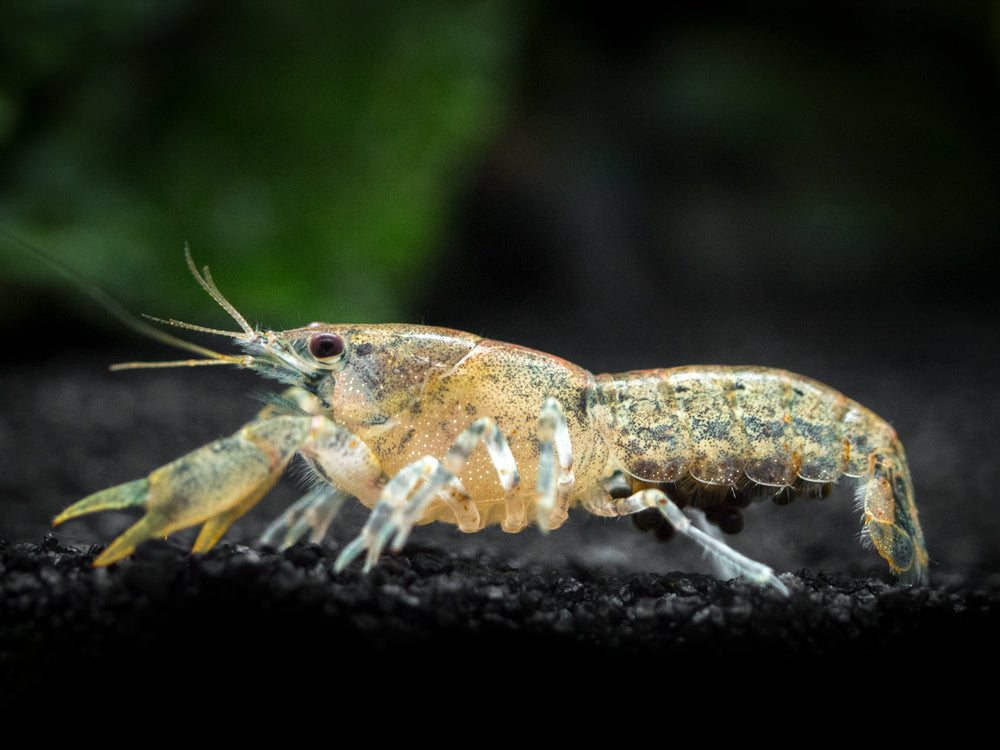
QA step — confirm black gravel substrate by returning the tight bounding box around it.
[2,532,994,732]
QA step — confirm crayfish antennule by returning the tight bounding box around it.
[184,244,256,338]
[141,313,249,340]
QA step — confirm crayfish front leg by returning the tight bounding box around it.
[332,417,520,573]
[534,397,575,532]
[259,485,352,550]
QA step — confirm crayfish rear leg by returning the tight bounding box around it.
[583,485,790,595]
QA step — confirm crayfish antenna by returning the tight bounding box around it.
[108,246,265,371]
[109,356,248,371]
[2,229,260,371]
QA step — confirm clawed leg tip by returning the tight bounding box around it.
[769,575,791,597]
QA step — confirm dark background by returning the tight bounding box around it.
[1,1,997,731]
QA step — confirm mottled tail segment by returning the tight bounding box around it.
[859,440,928,584]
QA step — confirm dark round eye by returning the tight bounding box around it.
[308,332,346,361]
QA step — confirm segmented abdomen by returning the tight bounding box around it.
[593,366,897,488]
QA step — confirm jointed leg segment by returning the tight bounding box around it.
[331,417,521,573]
[259,485,351,549]
[535,397,574,531]
[328,398,576,570]
[584,486,790,595]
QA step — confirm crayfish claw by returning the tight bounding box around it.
[53,478,151,526]
[53,415,314,566]
[53,478,154,565]
[191,470,282,553]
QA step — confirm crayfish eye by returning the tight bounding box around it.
[308,332,346,361]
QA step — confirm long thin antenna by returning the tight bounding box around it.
[0,227,246,367]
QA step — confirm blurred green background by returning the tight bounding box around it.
[1,0,520,331]
[1,1,998,357]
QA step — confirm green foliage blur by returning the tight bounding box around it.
[2,1,998,356]
[0,1,520,330]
